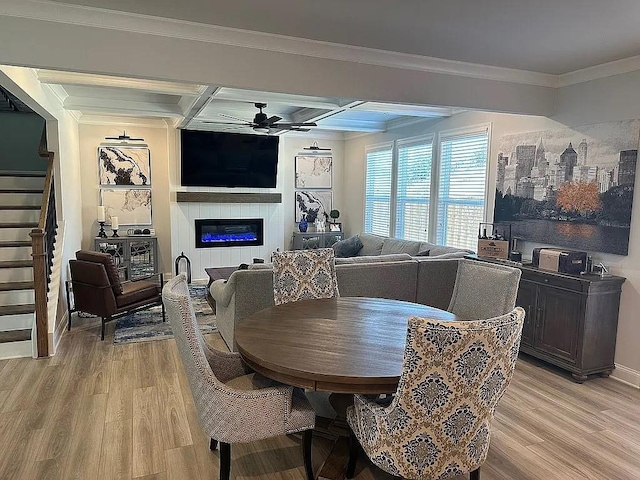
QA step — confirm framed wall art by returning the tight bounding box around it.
[101,188,152,225]
[493,119,640,255]
[99,146,151,186]
[295,190,332,223]
[295,155,332,188]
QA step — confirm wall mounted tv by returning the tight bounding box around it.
[180,129,279,188]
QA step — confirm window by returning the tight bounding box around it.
[364,144,393,236]
[394,137,432,241]
[436,130,489,251]
[363,126,489,250]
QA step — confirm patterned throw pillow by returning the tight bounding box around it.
[332,235,364,258]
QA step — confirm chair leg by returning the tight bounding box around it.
[219,442,231,480]
[161,300,166,322]
[346,430,359,479]
[210,438,218,451]
[470,467,480,480]
[302,429,314,480]
[101,317,106,341]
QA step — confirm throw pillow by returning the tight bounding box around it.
[332,235,364,258]
[416,249,430,256]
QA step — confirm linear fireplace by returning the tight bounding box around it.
[195,218,264,248]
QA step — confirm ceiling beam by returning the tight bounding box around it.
[36,69,206,96]
[352,102,458,118]
[178,85,220,128]
[62,97,184,118]
[213,88,341,110]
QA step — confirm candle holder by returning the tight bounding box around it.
[98,221,107,238]
[111,228,119,238]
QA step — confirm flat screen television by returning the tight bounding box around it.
[180,129,279,187]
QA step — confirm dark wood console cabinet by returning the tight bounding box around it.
[469,256,625,382]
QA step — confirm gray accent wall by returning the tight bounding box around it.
[0,112,46,172]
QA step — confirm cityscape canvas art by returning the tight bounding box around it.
[494,120,640,255]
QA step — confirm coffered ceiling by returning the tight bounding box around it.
[35,69,459,135]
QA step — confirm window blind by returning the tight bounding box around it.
[364,145,393,236]
[394,139,432,241]
[437,131,489,251]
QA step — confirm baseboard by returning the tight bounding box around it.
[611,363,640,389]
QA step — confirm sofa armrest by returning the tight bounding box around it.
[210,278,234,307]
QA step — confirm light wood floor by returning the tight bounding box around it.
[0,318,639,480]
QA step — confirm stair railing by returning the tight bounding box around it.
[30,141,56,357]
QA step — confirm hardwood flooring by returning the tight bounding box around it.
[0,318,639,479]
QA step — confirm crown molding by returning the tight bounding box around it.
[1,0,556,88]
[558,54,640,87]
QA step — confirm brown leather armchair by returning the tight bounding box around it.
[68,250,164,340]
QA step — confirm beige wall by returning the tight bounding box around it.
[78,123,172,275]
[344,70,640,385]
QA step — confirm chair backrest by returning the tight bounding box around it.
[448,259,521,319]
[69,255,119,316]
[272,248,339,305]
[75,250,123,295]
[373,307,525,479]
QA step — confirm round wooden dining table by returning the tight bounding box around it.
[235,296,460,395]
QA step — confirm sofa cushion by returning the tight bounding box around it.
[336,253,412,264]
[429,245,474,256]
[332,235,364,258]
[381,237,422,256]
[357,233,385,256]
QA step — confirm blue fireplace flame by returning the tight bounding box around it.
[201,232,258,243]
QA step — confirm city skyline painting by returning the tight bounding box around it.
[494,120,640,255]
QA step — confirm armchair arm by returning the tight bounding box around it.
[210,278,234,307]
[202,342,251,382]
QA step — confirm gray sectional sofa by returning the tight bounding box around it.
[210,233,472,351]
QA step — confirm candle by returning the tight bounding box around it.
[97,205,106,222]
[111,216,119,230]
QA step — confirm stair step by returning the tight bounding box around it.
[0,205,41,210]
[0,222,38,229]
[0,281,34,291]
[0,329,31,343]
[0,189,44,194]
[0,172,46,178]
[0,304,35,316]
[0,241,31,248]
[0,260,32,269]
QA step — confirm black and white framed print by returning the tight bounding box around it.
[99,146,151,186]
[295,155,332,188]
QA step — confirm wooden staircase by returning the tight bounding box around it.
[0,171,46,358]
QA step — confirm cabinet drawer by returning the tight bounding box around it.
[521,270,584,292]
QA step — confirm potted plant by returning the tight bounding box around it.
[329,209,340,224]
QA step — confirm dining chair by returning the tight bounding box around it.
[162,274,316,480]
[68,250,164,340]
[272,247,339,305]
[346,307,525,480]
[448,259,521,319]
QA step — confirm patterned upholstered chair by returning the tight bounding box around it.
[162,274,316,480]
[448,259,522,319]
[272,248,339,305]
[346,307,525,480]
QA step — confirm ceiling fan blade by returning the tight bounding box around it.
[289,128,311,132]
[201,120,250,125]
[270,122,317,129]
[266,115,282,125]
[219,113,251,124]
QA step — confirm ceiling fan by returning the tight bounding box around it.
[204,103,317,132]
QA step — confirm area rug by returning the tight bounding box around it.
[113,283,217,345]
